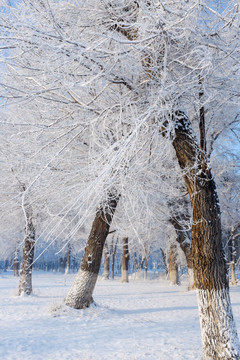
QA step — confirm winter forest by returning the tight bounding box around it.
[0,0,240,359]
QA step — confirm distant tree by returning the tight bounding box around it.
[168,243,179,286]
[102,243,110,280]
[121,237,129,283]
[18,189,36,295]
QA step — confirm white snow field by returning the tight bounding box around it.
[1,271,240,360]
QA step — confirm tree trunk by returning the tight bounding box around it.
[4,259,9,272]
[168,244,179,285]
[103,244,110,280]
[110,237,118,280]
[18,212,35,296]
[171,111,240,359]
[65,243,71,275]
[65,194,119,309]
[14,248,19,277]
[230,262,237,286]
[121,237,129,283]
[160,248,168,276]
[230,231,237,286]
[169,213,195,290]
[144,257,148,280]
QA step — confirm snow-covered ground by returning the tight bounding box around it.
[1,271,240,360]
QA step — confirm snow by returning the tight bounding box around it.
[0,271,240,360]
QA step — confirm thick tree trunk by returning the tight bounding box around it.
[121,237,129,283]
[65,194,119,309]
[103,244,110,280]
[171,111,240,359]
[18,215,35,296]
[168,244,179,285]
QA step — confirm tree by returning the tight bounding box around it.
[168,243,179,286]
[102,243,110,280]
[121,237,129,283]
[13,248,19,277]
[170,110,239,358]
[1,1,240,357]
[65,193,119,309]
[168,200,194,289]
[109,235,118,279]
[18,188,36,296]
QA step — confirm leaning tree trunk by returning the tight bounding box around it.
[121,237,129,283]
[18,206,35,296]
[168,243,179,285]
[65,194,119,309]
[171,111,240,359]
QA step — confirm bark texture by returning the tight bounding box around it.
[121,237,129,283]
[144,257,148,280]
[65,243,71,275]
[168,244,179,285]
[18,211,35,296]
[230,231,237,286]
[65,194,119,309]
[14,248,19,277]
[110,237,118,280]
[103,244,110,280]
[169,212,194,289]
[160,248,168,276]
[171,111,240,358]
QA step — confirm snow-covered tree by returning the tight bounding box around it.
[1,1,240,358]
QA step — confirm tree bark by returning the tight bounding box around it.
[169,213,195,289]
[144,257,148,280]
[121,237,129,283]
[18,207,35,296]
[160,248,168,276]
[65,194,119,309]
[230,229,237,286]
[65,243,71,275]
[14,248,19,277]
[168,243,179,285]
[103,244,110,280]
[110,237,118,280]
[171,111,240,359]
